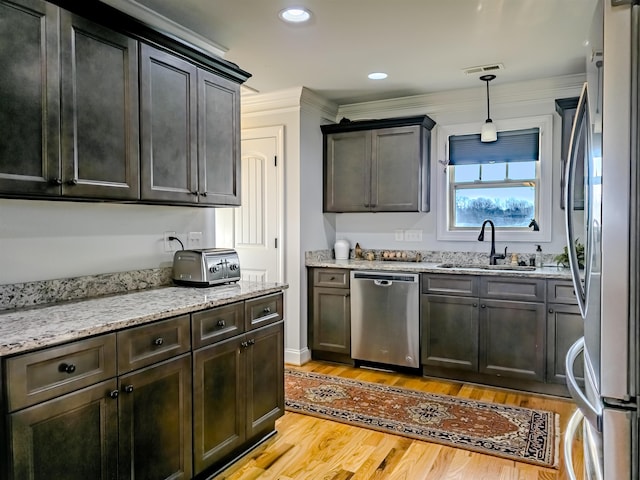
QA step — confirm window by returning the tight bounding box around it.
[436,116,552,242]
[449,128,539,229]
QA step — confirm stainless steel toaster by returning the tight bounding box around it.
[172,248,241,287]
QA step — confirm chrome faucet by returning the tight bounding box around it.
[478,219,507,265]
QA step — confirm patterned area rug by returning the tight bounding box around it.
[284,369,559,468]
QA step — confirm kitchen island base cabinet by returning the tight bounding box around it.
[9,380,118,480]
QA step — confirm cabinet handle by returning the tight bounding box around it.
[154,337,164,346]
[191,191,199,196]
[248,339,255,345]
[330,276,335,280]
[240,341,249,348]
[345,293,350,298]
[123,385,134,393]
[67,179,78,185]
[263,307,271,314]
[49,178,63,185]
[216,320,226,327]
[59,363,76,374]
[473,303,478,307]
[480,304,486,308]
[200,192,207,197]
[109,390,119,399]
[549,308,554,313]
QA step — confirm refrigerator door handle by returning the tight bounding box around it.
[563,408,584,480]
[566,337,602,431]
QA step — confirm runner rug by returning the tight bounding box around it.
[284,369,559,468]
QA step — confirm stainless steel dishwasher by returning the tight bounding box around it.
[350,271,420,368]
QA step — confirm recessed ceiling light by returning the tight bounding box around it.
[279,7,312,23]
[368,72,388,80]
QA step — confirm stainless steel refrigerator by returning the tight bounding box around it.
[563,1,639,479]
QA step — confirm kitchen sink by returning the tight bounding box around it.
[436,263,536,271]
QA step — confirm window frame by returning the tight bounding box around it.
[435,115,553,242]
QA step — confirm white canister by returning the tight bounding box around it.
[334,239,350,260]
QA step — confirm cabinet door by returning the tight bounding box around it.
[312,286,351,355]
[421,295,479,371]
[479,300,545,381]
[140,44,198,203]
[197,69,241,205]
[59,11,139,200]
[547,303,584,385]
[245,321,284,440]
[192,335,246,475]
[0,0,60,196]
[324,130,371,212]
[371,125,423,211]
[9,379,118,480]
[118,354,192,480]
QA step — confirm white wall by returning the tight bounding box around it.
[240,87,338,365]
[0,198,216,285]
[333,74,586,257]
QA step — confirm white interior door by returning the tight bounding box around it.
[218,126,283,282]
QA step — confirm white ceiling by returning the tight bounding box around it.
[114,0,599,105]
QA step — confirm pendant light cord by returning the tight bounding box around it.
[485,80,491,120]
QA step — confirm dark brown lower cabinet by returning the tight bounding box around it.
[118,354,192,480]
[193,321,284,476]
[9,379,118,480]
[479,300,546,382]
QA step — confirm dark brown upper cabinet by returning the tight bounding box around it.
[140,45,241,206]
[0,1,139,200]
[322,115,435,213]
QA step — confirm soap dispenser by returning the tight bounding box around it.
[535,245,543,267]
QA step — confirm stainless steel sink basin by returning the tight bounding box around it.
[436,263,536,271]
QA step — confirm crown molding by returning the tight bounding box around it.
[337,74,586,120]
[99,0,227,58]
[241,86,338,119]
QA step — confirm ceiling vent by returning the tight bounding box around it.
[462,63,505,75]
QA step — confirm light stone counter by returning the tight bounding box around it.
[0,281,288,357]
[305,258,573,280]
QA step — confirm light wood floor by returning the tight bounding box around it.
[214,361,584,480]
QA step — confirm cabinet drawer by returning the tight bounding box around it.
[421,274,478,296]
[5,334,117,412]
[547,279,578,304]
[480,277,545,302]
[245,293,283,330]
[313,268,349,288]
[192,302,245,349]
[117,315,191,374]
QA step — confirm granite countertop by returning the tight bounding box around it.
[305,259,573,280]
[0,281,288,357]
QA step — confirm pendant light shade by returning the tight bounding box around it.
[480,74,497,143]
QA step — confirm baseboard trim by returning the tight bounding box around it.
[285,347,311,366]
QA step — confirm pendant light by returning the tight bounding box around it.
[480,74,497,142]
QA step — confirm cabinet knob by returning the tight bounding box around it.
[191,191,198,196]
[473,303,478,307]
[549,308,554,313]
[240,341,249,348]
[248,339,255,345]
[67,179,78,185]
[59,363,76,374]
[216,320,226,327]
[109,390,119,399]
[200,192,207,197]
[50,178,63,185]
[480,304,486,308]
[123,385,134,393]
[263,307,271,314]
[330,276,335,280]
[154,337,164,346]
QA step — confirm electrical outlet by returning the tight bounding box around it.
[164,231,176,252]
[405,229,423,242]
[188,231,203,249]
[395,229,404,241]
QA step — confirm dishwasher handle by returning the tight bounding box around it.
[352,272,418,283]
[374,279,392,287]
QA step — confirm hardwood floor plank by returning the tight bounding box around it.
[213,360,583,480]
